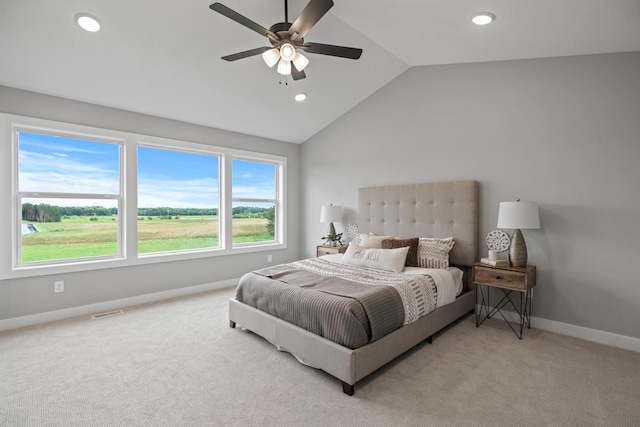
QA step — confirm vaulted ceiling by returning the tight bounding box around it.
[1,1,639,143]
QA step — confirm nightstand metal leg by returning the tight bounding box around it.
[475,284,533,339]
[475,284,491,327]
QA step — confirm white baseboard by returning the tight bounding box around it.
[3,288,638,353]
[531,317,640,353]
[475,304,640,353]
[0,279,237,332]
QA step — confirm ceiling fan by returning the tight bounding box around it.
[209,0,363,80]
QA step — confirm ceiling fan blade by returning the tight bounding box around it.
[221,46,271,62]
[210,3,278,42]
[291,66,306,80]
[289,0,334,41]
[300,42,363,60]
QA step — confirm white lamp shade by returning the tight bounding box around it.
[279,43,296,61]
[262,48,280,67]
[320,205,342,223]
[292,52,309,71]
[497,201,540,229]
[276,59,291,75]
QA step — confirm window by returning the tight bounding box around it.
[2,114,286,279]
[16,130,122,265]
[232,158,279,246]
[138,145,220,254]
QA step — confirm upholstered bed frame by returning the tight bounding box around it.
[229,180,479,395]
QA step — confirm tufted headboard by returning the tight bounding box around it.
[357,180,479,267]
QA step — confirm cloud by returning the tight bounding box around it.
[138,177,219,208]
[19,149,120,194]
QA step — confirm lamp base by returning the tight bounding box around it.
[509,229,528,267]
[328,222,336,236]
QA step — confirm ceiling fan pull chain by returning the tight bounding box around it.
[278,72,290,86]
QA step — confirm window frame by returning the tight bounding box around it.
[136,141,223,256]
[231,155,282,248]
[0,114,287,280]
[14,127,125,268]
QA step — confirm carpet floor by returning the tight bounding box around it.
[1,286,639,427]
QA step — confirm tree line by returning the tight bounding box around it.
[22,203,274,223]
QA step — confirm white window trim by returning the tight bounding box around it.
[231,155,283,249]
[0,113,287,280]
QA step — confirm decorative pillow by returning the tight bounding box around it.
[357,234,394,249]
[417,237,455,269]
[351,233,366,246]
[341,243,409,273]
[382,237,419,267]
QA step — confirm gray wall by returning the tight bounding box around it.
[0,86,301,321]
[301,52,640,340]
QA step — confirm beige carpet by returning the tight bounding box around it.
[1,287,639,427]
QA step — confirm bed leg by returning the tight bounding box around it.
[342,382,355,396]
[426,336,433,344]
[229,320,236,328]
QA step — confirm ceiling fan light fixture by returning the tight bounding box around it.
[472,12,496,25]
[279,43,296,62]
[292,52,309,72]
[277,59,291,75]
[209,1,363,81]
[75,13,101,32]
[262,48,280,68]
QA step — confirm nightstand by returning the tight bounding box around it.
[316,245,348,257]
[473,262,536,339]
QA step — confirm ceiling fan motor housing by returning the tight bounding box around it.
[268,22,304,47]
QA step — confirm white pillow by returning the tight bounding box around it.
[417,237,455,269]
[341,243,409,273]
[357,234,394,248]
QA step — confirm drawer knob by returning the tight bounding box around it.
[496,275,502,279]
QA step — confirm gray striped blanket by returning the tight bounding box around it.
[236,258,438,349]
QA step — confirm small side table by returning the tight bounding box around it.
[316,245,347,257]
[473,263,536,339]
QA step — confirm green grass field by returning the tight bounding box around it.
[21,215,273,262]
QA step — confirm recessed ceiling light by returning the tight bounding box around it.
[294,93,307,102]
[472,12,495,26]
[75,13,102,32]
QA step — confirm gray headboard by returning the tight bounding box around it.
[357,180,479,267]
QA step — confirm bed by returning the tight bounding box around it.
[229,180,479,395]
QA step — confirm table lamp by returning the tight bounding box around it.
[320,204,342,237]
[497,200,540,267]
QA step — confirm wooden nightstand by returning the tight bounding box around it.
[473,262,536,339]
[316,245,348,257]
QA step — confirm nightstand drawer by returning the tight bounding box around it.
[474,266,527,291]
[317,245,348,257]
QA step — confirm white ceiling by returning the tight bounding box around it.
[1,0,639,144]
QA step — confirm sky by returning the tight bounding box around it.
[18,132,276,209]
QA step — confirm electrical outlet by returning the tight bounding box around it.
[54,281,64,293]
[267,254,273,263]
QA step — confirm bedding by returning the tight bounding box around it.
[417,237,455,269]
[381,237,419,267]
[356,234,393,248]
[235,256,460,349]
[324,253,463,306]
[341,243,409,273]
